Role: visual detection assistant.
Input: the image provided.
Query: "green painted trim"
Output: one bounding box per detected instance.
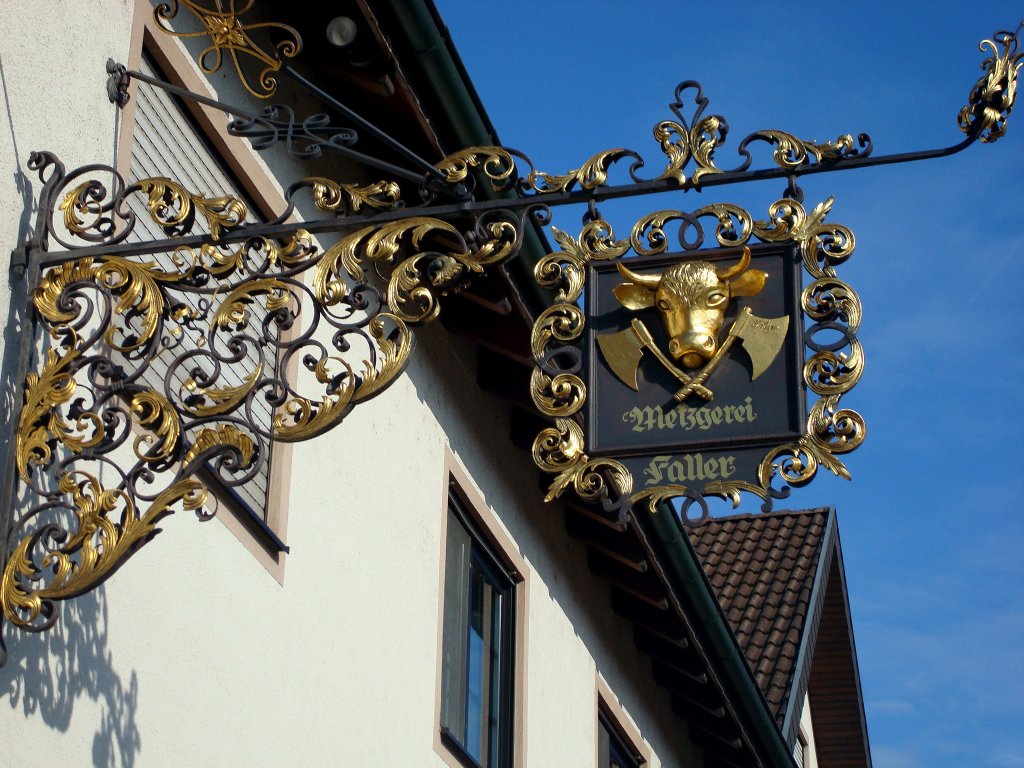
[640,503,797,768]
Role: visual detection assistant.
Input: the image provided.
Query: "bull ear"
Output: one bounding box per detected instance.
[728,269,767,297]
[613,283,656,310]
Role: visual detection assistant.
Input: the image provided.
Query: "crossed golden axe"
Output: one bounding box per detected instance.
[596,247,790,403]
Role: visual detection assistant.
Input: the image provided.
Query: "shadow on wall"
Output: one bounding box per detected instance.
[0,54,142,768]
[2,590,142,768]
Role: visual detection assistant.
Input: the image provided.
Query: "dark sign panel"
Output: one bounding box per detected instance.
[585,244,805,491]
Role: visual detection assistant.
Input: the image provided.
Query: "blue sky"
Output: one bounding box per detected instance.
[434,2,1024,765]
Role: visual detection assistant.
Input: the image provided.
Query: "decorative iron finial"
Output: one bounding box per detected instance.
[959,21,1024,142]
[153,0,302,98]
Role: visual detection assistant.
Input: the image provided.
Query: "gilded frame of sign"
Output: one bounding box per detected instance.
[529,196,864,523]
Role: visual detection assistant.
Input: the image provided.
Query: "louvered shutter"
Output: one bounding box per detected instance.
[126,54,273,522]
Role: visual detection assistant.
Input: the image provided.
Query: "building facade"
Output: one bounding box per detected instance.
[0,2,872,766]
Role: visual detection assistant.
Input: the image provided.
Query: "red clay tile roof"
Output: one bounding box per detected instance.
[686,508,829,726]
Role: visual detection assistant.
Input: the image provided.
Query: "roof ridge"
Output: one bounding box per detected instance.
[687,506,831,527]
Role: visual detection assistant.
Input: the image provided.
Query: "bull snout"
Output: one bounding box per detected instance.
[669,332,717,369]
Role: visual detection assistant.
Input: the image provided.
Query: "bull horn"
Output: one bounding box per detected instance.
[615,260,661,288]
[715,246,751,280]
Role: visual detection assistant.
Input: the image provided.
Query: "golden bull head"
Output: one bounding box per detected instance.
[613,246,766,369]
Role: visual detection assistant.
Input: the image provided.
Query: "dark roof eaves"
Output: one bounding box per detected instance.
[379,0,552,319]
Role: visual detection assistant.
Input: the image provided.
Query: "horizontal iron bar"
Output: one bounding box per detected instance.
[31,123,984,267]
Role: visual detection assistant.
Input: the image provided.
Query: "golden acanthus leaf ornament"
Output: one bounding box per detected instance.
[959,24,1023,142]
[1,474,207,630]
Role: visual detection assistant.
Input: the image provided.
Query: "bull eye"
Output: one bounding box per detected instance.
[657,299,671,311]
[706,291,727,307]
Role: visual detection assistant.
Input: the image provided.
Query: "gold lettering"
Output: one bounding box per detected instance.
[702,454,718,480]
[668,456,689,484]
[719,456,736,478]
[621,398,759,435]
[642,453,741,486]
[643,455,672,484]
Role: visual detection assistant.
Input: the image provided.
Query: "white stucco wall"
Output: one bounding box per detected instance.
[0,3,706,767]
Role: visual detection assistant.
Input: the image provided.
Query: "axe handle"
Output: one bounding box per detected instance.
[673,337,735,402]
[631,320,713,401]
[673,308,752,402]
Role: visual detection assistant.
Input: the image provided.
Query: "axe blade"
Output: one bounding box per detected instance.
[596,325,645,391]
[734,311,789,380]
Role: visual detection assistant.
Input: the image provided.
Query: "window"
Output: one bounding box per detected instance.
[116,0,304,576]
[596,679,648,768]
[598,709,643,768]
[440,491,516,768]
[127,51,277,531]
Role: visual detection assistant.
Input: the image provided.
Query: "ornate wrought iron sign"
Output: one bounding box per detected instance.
[0,0,1019,645]
[530,198,862,523]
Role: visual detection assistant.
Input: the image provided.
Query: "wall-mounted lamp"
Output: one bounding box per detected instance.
[326,16,358,48]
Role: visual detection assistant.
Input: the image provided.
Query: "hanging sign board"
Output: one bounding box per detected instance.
[529,199,865,522]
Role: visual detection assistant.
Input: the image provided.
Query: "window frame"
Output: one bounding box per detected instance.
[596,675,649,768]
[435,452,528,768]
[440,494,516,767]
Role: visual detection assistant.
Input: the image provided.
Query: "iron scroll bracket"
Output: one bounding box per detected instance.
[0,8,1019,653]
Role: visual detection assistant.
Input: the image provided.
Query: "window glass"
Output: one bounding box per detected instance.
[599,710,642,768]
[441,495,514,768]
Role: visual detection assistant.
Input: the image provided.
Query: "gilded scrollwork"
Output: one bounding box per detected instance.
[750,197,856,278]
[535,223,629,303]
[16,345,102,482]
[739,131,871,169]
[802,278,863,396]
[1,473,208,631]
[531,419,632,508]
[154,0,301,99]
[632,204,753,256]
[959,23,1023,142]
[461,79,875,193]
[298,177,402,214]
[527,149,640,194]
[530,303,585,363]
[134,177,248,238]
[312,215,518,325]
[435,147,527,193]
[653,81,727,185]
[530,303,586,418]
[4,159,499,632]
